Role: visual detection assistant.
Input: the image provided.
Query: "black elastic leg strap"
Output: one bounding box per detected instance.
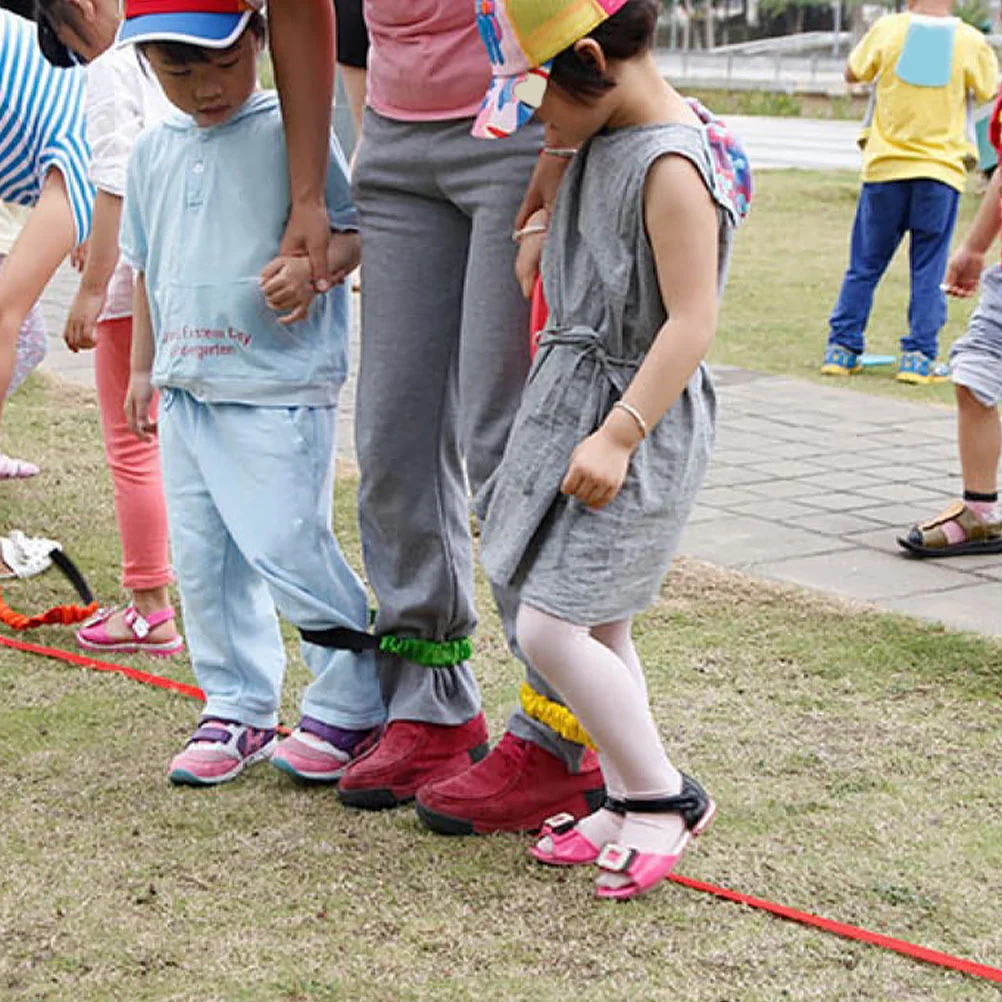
[299,626,381,653]
[49,549,94,605]
[621,774,710,830]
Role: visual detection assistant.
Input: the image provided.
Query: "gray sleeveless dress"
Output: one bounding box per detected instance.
[479,123,734,626]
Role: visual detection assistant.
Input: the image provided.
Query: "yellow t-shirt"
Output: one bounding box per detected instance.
[850,13,999,191]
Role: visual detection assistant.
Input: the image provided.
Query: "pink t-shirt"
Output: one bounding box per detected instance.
[364,1,491,121]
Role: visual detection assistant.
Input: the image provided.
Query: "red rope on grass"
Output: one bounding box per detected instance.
[0,632,205,699]
[667,873,1002,984]
[1,631,1000,985]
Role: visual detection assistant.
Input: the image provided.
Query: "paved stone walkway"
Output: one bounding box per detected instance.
[35,267,1002,640]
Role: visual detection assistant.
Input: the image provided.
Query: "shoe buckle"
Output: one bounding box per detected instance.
[542,812,577,835]
[597,842,637,874]
[125,607,151,639]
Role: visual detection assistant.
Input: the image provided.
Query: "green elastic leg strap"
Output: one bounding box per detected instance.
[377,635,473,668]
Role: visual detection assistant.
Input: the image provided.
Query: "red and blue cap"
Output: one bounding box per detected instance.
[117,0,261,48]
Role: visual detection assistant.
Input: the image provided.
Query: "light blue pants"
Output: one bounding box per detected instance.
[158,388,385,731]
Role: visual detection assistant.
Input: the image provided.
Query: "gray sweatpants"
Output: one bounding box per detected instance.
[353,109,583,770]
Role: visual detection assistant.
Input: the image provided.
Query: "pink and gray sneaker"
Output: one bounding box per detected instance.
[270,716,381,783]
[168,719,278,786]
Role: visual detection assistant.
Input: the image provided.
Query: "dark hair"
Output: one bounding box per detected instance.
[34,0,83,67]
[3,0,37,20]
[548,0,659,102]
[139,10,265,66]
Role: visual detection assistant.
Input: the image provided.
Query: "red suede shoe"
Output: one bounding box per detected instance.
[337,714,490,810]
[414,731,606,835]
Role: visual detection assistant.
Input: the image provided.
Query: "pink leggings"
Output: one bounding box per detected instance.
[95,316,172,591]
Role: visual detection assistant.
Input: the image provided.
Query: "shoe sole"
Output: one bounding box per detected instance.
[168,740,276,787]
[896,373,948,385]
[416,785,606,837]
[897,535,1002,559]
[337,742,490,811]
[77,637,185,657]
[820,366,861,376]
[270,755,346,784]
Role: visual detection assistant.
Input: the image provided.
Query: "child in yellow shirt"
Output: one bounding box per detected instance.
[823,0,998,384]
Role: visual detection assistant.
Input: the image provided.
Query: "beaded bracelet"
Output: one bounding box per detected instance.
[540,146,578,159]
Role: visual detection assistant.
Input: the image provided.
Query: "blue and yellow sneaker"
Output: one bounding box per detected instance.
[821,345,863,376]
[896,351,950,385]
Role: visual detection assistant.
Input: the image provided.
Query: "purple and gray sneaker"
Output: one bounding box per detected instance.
[270,716,381,783]
[168,719,278,786]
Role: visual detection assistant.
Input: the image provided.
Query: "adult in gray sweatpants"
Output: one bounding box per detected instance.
[337,108,605,833]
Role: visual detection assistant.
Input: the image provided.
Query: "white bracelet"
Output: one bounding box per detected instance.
[541,146,578,159]
[512,223,549,242]
[612,400,649,439]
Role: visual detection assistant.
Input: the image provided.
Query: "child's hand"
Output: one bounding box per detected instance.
[514,208,549,300]
[63,284,106,353]
[327,230,361,287]
[261,255,316,324]
[561,426,635,510]
[69,240,89,273]
[125,373,156,441]
[942,247,985,299]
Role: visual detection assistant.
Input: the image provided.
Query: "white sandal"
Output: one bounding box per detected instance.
[0,454,40,480]
[0,530,60,580]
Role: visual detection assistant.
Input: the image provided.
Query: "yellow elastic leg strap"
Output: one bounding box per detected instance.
[519,682,596,751]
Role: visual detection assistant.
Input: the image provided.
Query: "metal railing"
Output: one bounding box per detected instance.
[655,49,848,92]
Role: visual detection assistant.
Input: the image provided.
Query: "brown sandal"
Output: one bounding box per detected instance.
[898,501,1002,558]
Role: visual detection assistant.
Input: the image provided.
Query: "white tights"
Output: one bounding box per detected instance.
[517,604,687,878]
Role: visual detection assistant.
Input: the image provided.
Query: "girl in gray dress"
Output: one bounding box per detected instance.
[473,0,749,900]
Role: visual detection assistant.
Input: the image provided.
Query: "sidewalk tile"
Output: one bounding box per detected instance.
[851,482,953,505]
[703,465,776,489]
[847,502,946,527]
[711,448,775,467]
[727,498,820,522]
[795,470,886,492]
[742,479,821,501]
[749,547,975,602]
[746,458,832,480]
[787,511,886,536]
[882,584,1002,638]
[680,516,853,567]
[843,527,910,556]
[695,486,759,508]
[794,491,878,512]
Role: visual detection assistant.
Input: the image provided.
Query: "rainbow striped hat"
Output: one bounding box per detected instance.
[118,0,260,48]
[472,0,629,139]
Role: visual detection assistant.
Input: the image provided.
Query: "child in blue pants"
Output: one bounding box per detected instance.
[824,0,997,385]
[119,3,385,786]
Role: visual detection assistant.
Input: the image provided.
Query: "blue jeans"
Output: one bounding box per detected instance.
[828,179,960,359]
[158,389,386,732]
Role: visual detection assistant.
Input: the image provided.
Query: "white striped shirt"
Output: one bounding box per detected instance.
[0,10,92,245]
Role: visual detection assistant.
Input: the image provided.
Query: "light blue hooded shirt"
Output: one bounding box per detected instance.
[120,90,356,406]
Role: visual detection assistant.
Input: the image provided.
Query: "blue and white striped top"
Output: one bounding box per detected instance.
[0,11,92,244]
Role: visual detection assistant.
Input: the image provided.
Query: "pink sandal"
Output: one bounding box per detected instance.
[595,774,716,902]
[530,798,627,867]
[76,605,184,657]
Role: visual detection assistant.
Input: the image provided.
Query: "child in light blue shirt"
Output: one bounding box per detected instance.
[120,6,385,786]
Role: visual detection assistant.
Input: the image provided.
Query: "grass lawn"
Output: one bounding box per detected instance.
[1,376,1001,1002]
[713,170,987,407]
